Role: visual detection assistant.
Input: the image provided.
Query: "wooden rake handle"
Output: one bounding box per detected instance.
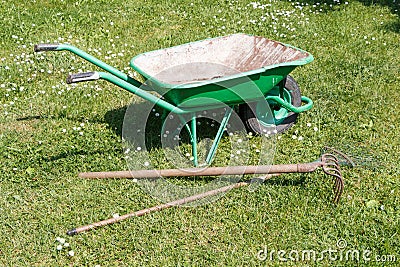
[78,162,322,179]
[67,181,250,235]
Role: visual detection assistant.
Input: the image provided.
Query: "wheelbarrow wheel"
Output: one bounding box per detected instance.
[239,75,301,135]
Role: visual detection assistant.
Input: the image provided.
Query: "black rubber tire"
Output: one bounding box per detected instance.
[239,75,301,135]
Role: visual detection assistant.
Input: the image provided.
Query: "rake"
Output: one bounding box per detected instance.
[67,149,346,235]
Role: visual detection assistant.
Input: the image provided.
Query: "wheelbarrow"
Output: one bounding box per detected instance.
[34,33,314,167]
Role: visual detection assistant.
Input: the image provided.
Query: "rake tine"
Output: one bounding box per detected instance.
[333,177,344,204]
[333,174,343,203]
[323,146,356,167]
[321,153,344,204]
[325,166,342,190]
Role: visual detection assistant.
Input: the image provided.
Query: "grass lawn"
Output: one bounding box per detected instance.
[0,0,399,266]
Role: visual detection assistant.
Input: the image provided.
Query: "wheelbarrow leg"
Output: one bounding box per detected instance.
[205,108,233,164]
[176,114,198,166]
[190,113,198,166]
[178,108,233,166]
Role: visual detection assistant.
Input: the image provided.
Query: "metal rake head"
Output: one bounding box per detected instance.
[321,153,344,204]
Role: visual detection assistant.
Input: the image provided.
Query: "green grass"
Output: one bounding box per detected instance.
[1,0,399,266]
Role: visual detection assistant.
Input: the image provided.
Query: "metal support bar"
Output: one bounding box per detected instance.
[177,114,192,137]
[265,95,313,113]
[205,108,233,164]
[190,113,198,166]
[97,72,188,114]
[35,43,143,87]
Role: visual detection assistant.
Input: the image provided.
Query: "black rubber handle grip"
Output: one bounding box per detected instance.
[34,43,60,52]
[67,228,77,236]
[66,72,100,84]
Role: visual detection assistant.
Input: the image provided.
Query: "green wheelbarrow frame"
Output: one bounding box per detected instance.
[34,34,314,166]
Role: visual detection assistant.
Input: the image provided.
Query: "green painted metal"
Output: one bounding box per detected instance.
[256,86,293,126]
[190,113,198,166]
[205,108,233,164]
[265,95,313,113]
[54,44,143,88]
[131,66,313,109]
[269,87,292,123]
[97,72,188,114]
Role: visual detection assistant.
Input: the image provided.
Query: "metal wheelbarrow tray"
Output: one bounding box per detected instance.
[130,34,313,108]
[34,33,314,166]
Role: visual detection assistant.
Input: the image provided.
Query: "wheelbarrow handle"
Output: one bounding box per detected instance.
[34,43,60,52]
[67,72,100,84]
[33,43,143,88]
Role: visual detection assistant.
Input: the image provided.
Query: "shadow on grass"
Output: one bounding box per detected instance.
[16,115,42,121]
[104,101,222,151]
[104,102,166,150]
[281,0,400,33]
[104,105,127,137]
[358,0,400,33]
[15,109,311,188]
[44,148,121,162]
[264,174,307,187]
[382,19,400,33]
